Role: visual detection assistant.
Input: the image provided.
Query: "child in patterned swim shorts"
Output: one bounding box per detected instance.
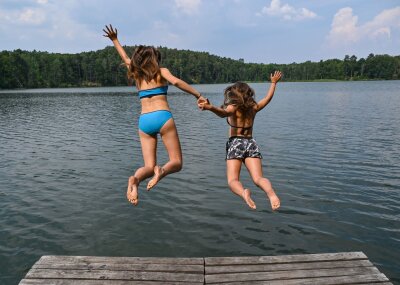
[198,72,282,210]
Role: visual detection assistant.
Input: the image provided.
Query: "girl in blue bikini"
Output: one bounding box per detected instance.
[103,25,204,206]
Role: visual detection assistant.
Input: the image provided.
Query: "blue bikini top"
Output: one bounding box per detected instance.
[138,85,168,99]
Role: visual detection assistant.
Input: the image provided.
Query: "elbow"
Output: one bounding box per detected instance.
[123,59,131,67]
[218,112,229,118]
[170,78,181,87]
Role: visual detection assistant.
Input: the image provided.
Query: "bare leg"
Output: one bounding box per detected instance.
[127,131,157,205]
[244,158,280,210]
[147,119,182,190]
[227,159,256,210]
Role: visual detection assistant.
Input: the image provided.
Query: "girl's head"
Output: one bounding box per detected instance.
[223,82,256,115]
[129,45,161,86]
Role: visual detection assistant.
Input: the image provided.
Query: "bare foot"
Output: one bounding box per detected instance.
[127,176,138,205]
[242,189,257,210]
[147,165,164,191]
[268,193,280,210]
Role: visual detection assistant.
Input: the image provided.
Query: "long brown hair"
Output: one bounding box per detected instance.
[128,45,161,87]
[222,82,257,117]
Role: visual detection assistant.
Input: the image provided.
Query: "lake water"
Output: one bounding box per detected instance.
[0,81,399,284]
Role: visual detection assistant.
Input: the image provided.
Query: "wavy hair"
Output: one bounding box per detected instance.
[222,82,257,117]
[128,45,161,87]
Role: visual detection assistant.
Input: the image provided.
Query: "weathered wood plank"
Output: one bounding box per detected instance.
[19,279,203,285]
[206,259,373,274]
[20,252,392,285]
[205,266,380,283]
[38,256,203,265]
[32,262,203,273]
[25,269,204,283]
[205,273,390,284]
[358,283,393,285]
[355,283,393,285]
[205,252,367,266]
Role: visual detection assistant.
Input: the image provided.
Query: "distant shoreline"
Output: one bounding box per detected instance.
[1,48,399,90]
[1,78,399,92]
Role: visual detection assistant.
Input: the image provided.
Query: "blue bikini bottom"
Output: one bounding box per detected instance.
[139,110,173,135]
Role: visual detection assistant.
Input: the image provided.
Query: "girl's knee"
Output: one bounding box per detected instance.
[253,176,270,187]
[171,159,183,172]
[228,178,239,187]
[143,165,156,173]
[176,162,183,172]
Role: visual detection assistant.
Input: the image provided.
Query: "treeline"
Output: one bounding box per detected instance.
[0,47,399,89]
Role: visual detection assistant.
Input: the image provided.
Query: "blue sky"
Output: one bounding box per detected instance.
[0,0,399,63]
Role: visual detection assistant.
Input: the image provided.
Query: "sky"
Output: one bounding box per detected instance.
[0,0,399,64]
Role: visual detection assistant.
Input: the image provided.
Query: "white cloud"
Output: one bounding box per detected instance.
[0,7,46,25]
[260,0,317,21]
[327,6,400,46]
[175,0,201,15]
[18,8,46,24]
[0,2,99,52]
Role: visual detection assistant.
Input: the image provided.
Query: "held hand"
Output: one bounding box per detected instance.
[103,24,118,41]
[197,96,211,110]
[270,70,282,83]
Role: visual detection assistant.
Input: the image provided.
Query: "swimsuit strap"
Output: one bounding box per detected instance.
[138,85,168,99]
[227,118,253,135]
[226,118,253,130]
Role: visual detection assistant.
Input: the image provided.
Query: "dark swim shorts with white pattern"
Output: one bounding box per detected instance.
[225,136,263,160]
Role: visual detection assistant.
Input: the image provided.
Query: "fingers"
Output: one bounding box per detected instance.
[104,24,115,34]
[103,25,111,36]
[105,24,111,33]
[197,97,208,104]
[197,102,206,110]
[270,70,283,82]
[103,24,117,39]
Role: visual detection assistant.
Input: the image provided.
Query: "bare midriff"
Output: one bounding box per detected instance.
[140,95,170,114]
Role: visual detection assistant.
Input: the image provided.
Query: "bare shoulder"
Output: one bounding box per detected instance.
[160,67,171,74]
[225,104,239,114]
[254,104,260,112]
[160,68,178,84]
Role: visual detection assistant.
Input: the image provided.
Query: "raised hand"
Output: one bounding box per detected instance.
[270,71,282,83]
[103,24,118,41]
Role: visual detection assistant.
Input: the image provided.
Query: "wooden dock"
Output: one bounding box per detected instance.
[19,252,392,284]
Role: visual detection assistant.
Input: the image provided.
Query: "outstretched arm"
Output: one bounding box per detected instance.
[103,24,130,67]
[160,68,203,99]
[198,99,237,118]
[255,71,282,112]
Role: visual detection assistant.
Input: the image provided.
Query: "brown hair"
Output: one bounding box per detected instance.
[128,45,161,87]
[222,82,257,117]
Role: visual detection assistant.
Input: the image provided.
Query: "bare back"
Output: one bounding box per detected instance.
[137,74,170,114]
[227,106,257,137]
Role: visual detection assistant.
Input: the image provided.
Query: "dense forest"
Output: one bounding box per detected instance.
[0,46,399,89]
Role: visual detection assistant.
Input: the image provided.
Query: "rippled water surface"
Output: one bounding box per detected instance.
[1,81,399,284]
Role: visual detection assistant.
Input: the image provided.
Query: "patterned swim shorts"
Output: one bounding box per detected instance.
[226,136,263,160]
